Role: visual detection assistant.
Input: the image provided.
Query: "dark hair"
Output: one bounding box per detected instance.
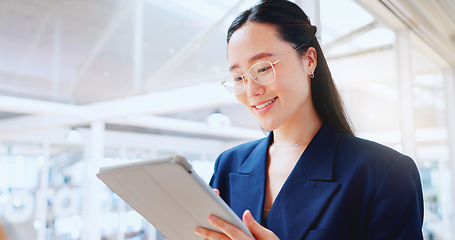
[227,0,354,136]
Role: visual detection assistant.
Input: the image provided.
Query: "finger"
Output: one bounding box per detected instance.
[208,215,251,239]
[213,188,220,196]
[194,227,229,240]
[242,210,274,238]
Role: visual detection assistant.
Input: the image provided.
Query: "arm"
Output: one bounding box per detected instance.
[365,155,424,240]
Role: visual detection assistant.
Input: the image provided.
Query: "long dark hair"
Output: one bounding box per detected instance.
[227,0,354,136]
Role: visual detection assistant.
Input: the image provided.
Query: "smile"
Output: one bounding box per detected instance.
[254,97,277,110]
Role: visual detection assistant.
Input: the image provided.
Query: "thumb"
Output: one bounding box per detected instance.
[213,188,220,196]
[242,210,273,238]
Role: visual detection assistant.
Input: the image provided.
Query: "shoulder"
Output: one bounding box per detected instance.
[209,136,268,190]
[335,133,419,182]
[339,134,403,160]
[336,136,424,238]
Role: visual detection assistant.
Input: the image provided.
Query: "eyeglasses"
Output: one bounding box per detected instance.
[221,44,306,95]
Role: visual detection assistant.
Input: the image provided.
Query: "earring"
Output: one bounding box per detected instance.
[310,73,314,78]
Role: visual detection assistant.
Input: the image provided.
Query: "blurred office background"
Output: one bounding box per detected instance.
[0,0,454,239]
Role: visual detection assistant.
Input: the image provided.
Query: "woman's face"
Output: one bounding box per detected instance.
[227,22,317,131]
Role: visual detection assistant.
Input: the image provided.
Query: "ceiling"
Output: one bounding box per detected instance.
[380,0,455,65]
[0,0,261,140]
[0,0,454,141]
[0,0,241,104]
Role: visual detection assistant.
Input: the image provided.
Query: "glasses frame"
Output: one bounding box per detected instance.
[221,44,306,95]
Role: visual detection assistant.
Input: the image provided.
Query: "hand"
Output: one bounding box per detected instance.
[194,210,279,240]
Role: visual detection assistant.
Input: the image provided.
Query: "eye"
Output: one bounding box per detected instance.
[251,62,273,75]
[257,66,272,73]
[233,76,243,82]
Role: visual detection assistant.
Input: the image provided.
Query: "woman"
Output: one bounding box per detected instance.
[194,0,424,239]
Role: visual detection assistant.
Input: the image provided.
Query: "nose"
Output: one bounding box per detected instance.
[244,75,264,97]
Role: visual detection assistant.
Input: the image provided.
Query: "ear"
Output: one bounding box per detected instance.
[303,47,317,77]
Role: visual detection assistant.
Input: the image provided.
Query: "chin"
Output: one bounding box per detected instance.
[258,120,279,132]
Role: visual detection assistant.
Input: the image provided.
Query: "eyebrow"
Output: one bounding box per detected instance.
[229,52,275,72]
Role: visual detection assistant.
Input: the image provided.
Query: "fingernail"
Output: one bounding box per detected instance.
[245,210,252,223]
[194,228,202,234]
[208,215,217,222]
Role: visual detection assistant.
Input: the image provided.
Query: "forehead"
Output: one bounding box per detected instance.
[227,22,288,66]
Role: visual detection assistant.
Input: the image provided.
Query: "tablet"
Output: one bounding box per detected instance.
[97,155,252,239]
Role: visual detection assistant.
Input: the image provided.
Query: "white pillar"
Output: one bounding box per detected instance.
[294,0,321,38]
[116,200,126,240]
[395,29,416,159]
[35,141,50,240]
[148,222,158,240]
[116,146,126,240]
[444,68,455,239]
[81,121,105,240]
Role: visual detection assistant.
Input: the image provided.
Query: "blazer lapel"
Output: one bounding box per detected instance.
[229,134,272,221]
[266,125,341,239]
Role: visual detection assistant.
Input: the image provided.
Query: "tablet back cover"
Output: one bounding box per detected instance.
[97,155,251,240]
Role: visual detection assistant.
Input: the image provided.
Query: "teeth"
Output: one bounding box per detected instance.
[255,98,275,110]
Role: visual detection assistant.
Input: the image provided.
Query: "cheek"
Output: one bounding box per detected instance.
[274,71,299,91]
[235,94,248,106]
[278,64,310,87]
[275,71,311,102]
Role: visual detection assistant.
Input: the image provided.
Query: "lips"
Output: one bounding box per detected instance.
[253,97,277,110]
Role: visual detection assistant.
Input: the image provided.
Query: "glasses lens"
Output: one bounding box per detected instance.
[248,61,276,85]
[222,75,245,95]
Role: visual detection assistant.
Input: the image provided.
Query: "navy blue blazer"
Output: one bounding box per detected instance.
[210,124,423,240]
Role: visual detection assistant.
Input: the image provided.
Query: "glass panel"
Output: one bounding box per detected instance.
[322,0,454,238]
[411,36,453,239]
[322,0,400,144]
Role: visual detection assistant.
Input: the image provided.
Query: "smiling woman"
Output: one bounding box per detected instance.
[194,0,424,239]
[227,23,319,132]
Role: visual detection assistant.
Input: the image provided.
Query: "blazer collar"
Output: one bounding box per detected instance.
[236,123,339,180]
[298,123,339,181]
[237,132,272,174]
[266,124,341,239]
[229,124,342,239]
[229,132,270,220]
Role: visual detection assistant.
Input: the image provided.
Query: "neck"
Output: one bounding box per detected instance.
[272,114,322,147]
